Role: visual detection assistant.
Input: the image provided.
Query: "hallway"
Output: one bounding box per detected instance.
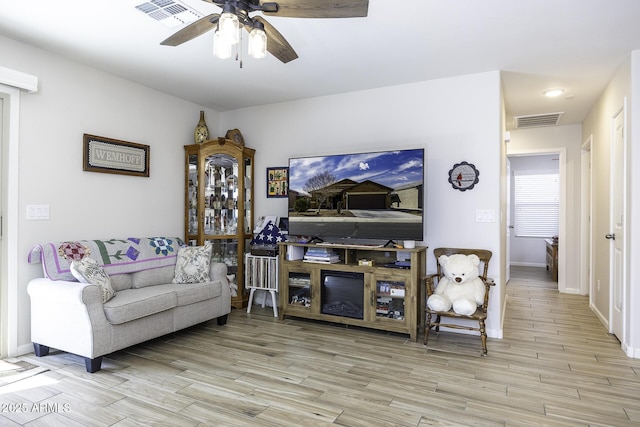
[502,266,638,424]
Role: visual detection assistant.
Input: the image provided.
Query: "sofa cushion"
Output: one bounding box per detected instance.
[173,244,212,284]
[154,281,222,306]
[132,265,176,289]
[109,274,133,292]
[103,287,177,324]
[70,258,116,303]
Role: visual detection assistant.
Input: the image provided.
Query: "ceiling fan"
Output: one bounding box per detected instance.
[160,0,369,63]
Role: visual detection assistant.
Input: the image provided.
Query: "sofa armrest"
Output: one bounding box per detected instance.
[27,278,112,358]
[27,278,102,305]
[210,262,232,312]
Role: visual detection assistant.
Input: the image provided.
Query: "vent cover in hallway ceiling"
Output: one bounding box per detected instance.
[513,112,563,129]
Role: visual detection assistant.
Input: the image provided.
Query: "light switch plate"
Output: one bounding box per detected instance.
[27,204,50,220]
[476,209,496,223]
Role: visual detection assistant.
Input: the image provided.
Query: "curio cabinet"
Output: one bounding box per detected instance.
[184,137,255,308]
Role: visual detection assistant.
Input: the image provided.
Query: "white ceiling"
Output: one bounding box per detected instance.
[1,0,640,130]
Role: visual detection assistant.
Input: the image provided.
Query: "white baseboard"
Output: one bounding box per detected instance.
[590,302,608,330]
[487,327,502,339]
[590,303,640,359]
[15,343,34,357]
[510,262,547,268]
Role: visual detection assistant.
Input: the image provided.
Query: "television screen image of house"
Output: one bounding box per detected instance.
[287,149,424,240]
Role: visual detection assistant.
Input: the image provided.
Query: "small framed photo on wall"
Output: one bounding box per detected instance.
[267,167,288,198]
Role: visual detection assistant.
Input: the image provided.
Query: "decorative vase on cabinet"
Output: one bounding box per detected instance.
[194,110,209,144]
[184,136,255,309]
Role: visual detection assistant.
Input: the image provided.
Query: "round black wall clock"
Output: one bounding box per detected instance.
[448,161,479,191]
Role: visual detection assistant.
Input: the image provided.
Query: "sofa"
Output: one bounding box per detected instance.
[27,237,231,372]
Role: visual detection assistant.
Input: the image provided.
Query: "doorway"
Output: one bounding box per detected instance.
[507,148,567,293]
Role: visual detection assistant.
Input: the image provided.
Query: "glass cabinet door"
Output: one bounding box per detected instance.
[243,154,253,235]
[203,154,239,237]
[187,153,199,237]
[285,269,313,311]
[209,238,239,297]
[373,272,410,325]
[375,279,405,320]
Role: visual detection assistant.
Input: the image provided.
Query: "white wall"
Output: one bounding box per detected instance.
[220,71,505,338]
[507,125,582,293]
[0,35,221,354]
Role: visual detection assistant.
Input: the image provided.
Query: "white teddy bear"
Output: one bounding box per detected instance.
[427,253,486,316]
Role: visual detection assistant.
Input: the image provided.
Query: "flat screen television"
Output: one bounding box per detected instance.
[287,148,424,243]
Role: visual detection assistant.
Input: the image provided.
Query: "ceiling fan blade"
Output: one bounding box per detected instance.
[160,13,220,46]
[261,2,279,13]
[251,16,298,63]
[262,0,368,18]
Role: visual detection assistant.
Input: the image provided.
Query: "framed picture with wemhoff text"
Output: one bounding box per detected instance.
[83,134,150,177]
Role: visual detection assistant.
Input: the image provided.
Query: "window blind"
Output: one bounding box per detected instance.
[514,173,559,237]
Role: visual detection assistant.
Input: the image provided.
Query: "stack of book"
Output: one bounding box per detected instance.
[303,247,340,264]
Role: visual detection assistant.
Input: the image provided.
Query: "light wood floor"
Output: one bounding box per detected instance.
[2,267,639,426]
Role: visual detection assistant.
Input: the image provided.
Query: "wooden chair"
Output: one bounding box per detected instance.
[424,248,494,355]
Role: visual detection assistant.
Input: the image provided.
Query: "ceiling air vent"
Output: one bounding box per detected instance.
[135,0,202,28]
[513,112,563,129]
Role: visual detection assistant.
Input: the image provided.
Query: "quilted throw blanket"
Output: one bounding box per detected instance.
[28,237,184,281]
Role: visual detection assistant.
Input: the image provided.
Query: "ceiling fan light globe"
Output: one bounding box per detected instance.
[218,12,239,45]
[213,29,233,59]
[248,28,267,59]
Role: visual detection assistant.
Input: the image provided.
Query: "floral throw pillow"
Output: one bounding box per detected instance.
[173,244,212,284]
[70,257,116,303]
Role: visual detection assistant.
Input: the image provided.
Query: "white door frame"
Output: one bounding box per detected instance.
[508,147,568,293]
[0,84,22,357]
[505,158,511,283]
[581,136,593,297]
[0,67,37,357]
